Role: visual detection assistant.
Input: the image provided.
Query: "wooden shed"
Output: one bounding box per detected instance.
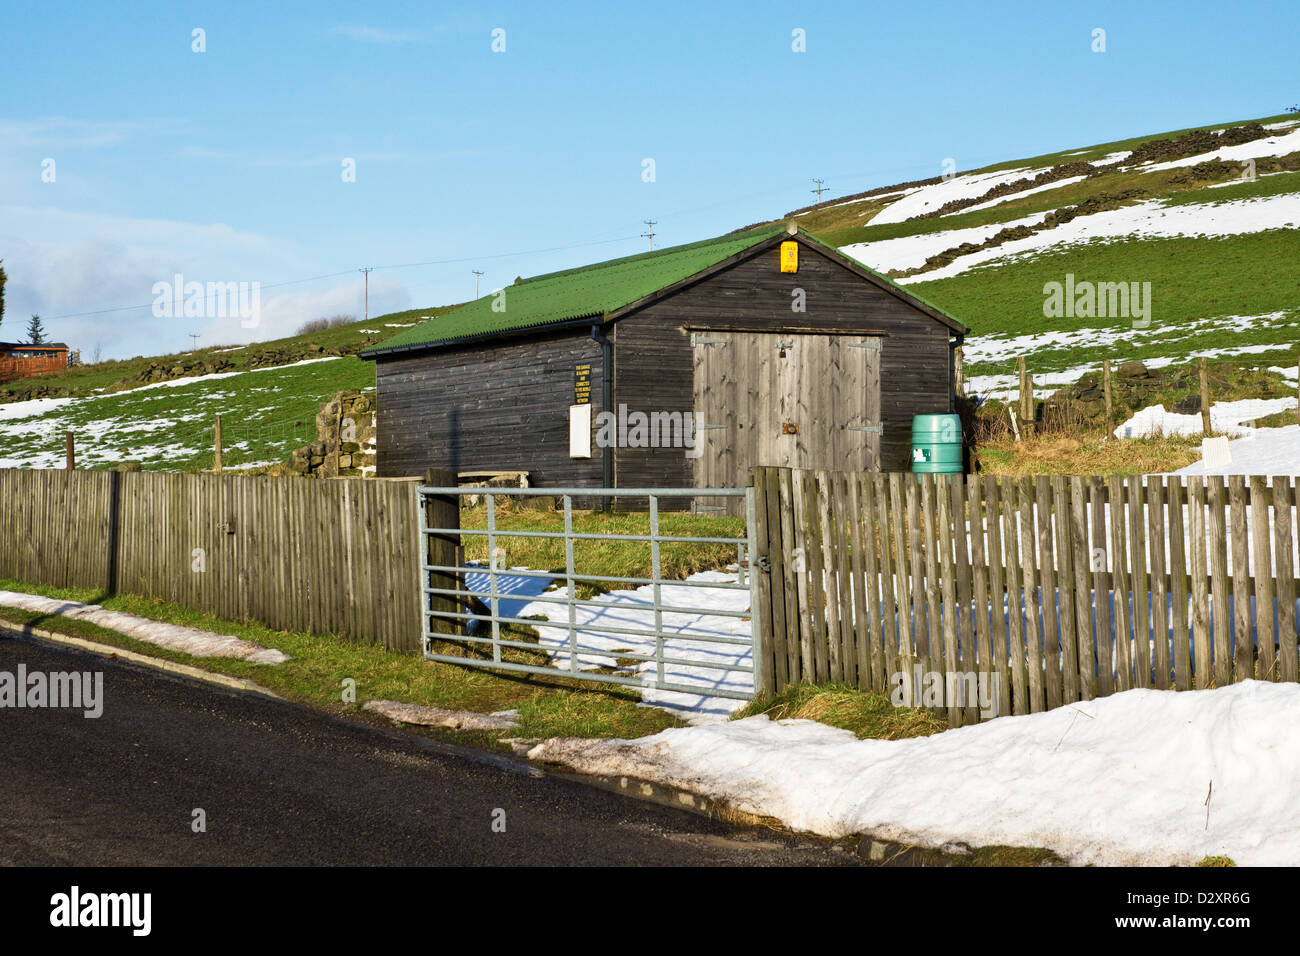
[0,341,70,384]
[362,225,966,504]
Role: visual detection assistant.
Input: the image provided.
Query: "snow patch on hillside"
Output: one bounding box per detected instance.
[1137,126,1300,173]
[962,176,1087,213]
[898,193,1300,283]
[869,168,1037,225]
[840,212,1047,274]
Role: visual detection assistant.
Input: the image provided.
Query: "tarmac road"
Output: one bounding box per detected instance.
[0,632,858,867]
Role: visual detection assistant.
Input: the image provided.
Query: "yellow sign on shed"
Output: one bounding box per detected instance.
[780,241,798,273]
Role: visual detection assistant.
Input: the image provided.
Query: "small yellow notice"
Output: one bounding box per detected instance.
[780,241,798,273]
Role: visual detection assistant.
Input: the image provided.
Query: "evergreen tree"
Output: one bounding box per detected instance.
[27,314,46,345]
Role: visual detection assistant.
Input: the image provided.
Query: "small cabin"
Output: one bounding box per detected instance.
[362,225,967,506]
[0,342,71,383]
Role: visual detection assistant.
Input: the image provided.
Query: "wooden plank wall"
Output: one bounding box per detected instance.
[753,468,1300,724]
[0,469,425,651]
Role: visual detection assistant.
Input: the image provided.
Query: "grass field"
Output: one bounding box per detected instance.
[912,230,1300,383]
[459,503,746,595]
[0,356,375,470]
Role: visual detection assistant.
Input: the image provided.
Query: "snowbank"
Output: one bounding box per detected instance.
[1114,397,1297,439]
[0,591,289,664]
[1174,423,1300,476]
[529,681,1300,866]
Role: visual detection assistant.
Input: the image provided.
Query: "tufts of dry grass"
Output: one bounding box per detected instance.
[734,684,948,740]
[975,430,1202,477]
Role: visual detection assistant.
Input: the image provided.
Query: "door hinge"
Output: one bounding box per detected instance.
[690,333,728,346]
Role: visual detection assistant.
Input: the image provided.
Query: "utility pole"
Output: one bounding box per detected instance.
[473,270,484,299]
[641,220,657,251]
[188,333,200,351]
[811,178,828,203]
[359,267,374,321]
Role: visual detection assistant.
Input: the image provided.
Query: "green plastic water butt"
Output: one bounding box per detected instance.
[910,412,963,474]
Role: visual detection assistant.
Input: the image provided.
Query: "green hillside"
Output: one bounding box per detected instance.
[0,309,462,471]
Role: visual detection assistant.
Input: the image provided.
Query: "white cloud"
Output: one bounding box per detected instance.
[0,203,409,358]
[329,24,424,45]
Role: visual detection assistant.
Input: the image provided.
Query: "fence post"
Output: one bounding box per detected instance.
[65,431,75,470]
[214,413,223,473]
[421,468,461,641]
[954,345,965,399]
[1199,358,1211,437]
[745,481,771,697]
[1102,360,1113,434]
[1017,356,1033,437]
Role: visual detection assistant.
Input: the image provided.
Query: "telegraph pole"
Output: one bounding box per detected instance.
[811,178,828,203]
[473,270,484,299]
[641,220,657,251]
[359,267,374,320]
[188,333,200,351]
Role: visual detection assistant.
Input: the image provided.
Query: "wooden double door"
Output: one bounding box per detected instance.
[692,330,882,499]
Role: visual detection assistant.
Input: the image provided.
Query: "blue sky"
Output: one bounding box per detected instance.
[0,0,1295,358]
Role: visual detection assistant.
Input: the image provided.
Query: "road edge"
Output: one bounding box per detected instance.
[0,619,284,701]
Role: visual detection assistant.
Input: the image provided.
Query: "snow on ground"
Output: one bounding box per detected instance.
[528,680,1300,865]
[958,312,1292,401]
[1113,397,1297,438]
[1206,170,1293,189]
[1174,424,1300,476]
[0,396,76,421]
[967,365,1094,403]
[0,591,289,663]
[0,356,344,426]
[1091,150,1130,166]
[896,193,1300,284]
[961,176,1087,213]
[1138,126,1300,173]
[115,356,343,397]
[840,213,1047,274]
[869,167,1038,225]
[510,570,754,724]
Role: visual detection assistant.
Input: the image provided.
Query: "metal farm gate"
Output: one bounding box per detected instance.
[416,484,763,701]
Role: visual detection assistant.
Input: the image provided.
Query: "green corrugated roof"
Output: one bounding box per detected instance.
[363,225,787,355]
[363,223,966,357]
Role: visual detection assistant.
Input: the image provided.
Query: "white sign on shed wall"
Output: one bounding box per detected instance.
[569,404,592,459]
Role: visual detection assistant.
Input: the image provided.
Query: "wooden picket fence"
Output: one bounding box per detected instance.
[0,469,424,651]
[751,467,1300,725]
